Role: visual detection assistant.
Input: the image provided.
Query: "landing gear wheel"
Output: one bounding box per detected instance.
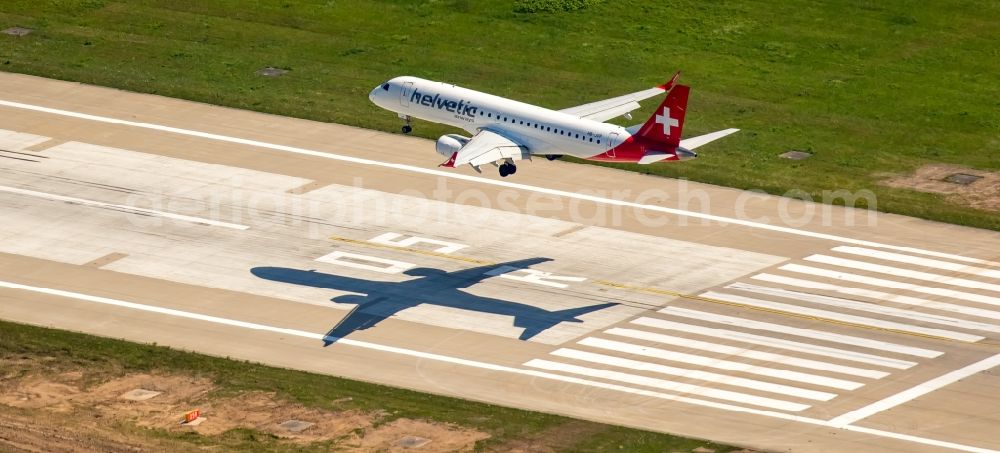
[546,154,562,161]
[399,114,413,134]
[498,162,516,177]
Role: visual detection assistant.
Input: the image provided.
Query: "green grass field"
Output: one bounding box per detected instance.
[1,0,998,229]
[0,320,732,451]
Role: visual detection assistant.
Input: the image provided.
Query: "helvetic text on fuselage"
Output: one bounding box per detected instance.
[410,89,478,122]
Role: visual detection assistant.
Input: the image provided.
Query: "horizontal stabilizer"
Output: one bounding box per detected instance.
[638,150,673,164]
[680,128,740,150]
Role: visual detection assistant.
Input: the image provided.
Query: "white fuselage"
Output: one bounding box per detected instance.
[369,76,628,158]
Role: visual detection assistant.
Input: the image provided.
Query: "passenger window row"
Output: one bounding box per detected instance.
[481,111,601,144]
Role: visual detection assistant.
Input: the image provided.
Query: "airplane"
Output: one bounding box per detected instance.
[368,71,738,177]
[250,258,616,345]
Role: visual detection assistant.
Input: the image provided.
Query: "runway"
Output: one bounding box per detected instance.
[1,72,999,452]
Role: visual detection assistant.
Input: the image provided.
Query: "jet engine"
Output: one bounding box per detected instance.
[435,134,471,157]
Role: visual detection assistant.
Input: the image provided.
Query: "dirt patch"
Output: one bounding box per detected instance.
[182,391,373,442]
[881,164,1000,211]
[87,373,213,405]
[0,370,489,451]
[0,372,212,415]
[0,380,81,412]
[344,418,489,452]
[0,411,147,453]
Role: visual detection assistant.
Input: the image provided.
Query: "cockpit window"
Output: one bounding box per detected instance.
[381,83,390,91]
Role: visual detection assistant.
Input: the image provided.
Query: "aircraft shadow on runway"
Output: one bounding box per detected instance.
[250,258,617,346]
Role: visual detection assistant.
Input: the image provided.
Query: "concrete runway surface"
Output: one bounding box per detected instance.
[1,73,999,452]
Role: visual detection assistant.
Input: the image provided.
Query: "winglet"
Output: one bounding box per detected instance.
[439,151,457,168]
[657,71,682,91]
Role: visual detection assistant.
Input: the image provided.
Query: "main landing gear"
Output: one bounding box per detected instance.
[545,154,563,161]
[498,162,517,177]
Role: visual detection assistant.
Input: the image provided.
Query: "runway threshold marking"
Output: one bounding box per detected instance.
[781,263,1000,306]
[0,185,250,230]
[1,98,996,268]
[751,273,1000,322]
[805,254,1000,292]
[592,279,971,345]
[523,358,814,412]
[702,290,984,342]
[832,246,1000,279]
[727,281,1000,333]
[0,278,996,452]
[575,336,863,390]
[606,326,893,377]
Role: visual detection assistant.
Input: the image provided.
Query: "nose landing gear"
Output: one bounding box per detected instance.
[399,114,413,134]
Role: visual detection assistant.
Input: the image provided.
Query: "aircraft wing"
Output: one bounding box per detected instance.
[443,129,530,170]
[560,71,680,122]
[446,257,552,290]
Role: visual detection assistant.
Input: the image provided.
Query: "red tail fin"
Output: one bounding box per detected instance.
[636,85,689,146]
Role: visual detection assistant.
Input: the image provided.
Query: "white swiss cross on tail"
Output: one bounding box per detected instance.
[637,84,689,146]
[655,107,679,135]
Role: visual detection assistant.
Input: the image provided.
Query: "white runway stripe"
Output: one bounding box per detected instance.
[579,337,863,390]
[712,287,987,341]
[631,317,915,369]
[731,281,1000,333]
[805,255,1000,293]
[659,306,942,359]
[781,263,1000,307]
[828,353,1000,427]
[751,273,1000,322]
[551,348,838,401]
[607,327,889,378]
[832,246,1000,280]
[524,359,812,411]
